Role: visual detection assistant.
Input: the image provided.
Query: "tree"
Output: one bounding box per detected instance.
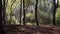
[35,0,39,26]
[20,0,22,25]
[23,0,25,25]
[2,0,7,25]
[53,0,58,25]
[0,0,6,34]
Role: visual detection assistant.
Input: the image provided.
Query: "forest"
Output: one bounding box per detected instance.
[2,0,60,25]
[0,0,60,34]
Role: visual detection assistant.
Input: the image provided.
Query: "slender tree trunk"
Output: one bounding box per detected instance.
[10,4,12,25]
[53,0,58,25]
[35,0,39,26]
[23,0,25,25]
[2,0,6,25]
[20,0,22,25]
[53,0,56,25]
[0,0,6,34]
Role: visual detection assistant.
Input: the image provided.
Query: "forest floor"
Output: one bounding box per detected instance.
[4,25,60,34]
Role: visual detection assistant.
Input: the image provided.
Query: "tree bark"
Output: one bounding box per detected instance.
[0,0,6,34]
[53,0,58,25]
[20,0,22,25]
[35,0,39,26]
[23,0,25,25]
[2,0,6,25]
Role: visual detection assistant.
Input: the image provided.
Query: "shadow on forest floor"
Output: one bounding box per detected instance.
[3,25,60,34]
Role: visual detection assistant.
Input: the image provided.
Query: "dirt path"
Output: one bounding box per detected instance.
[3,25,60,34]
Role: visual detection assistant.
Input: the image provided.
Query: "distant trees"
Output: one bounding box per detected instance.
[10,0,16,25]
[2,0,59,25]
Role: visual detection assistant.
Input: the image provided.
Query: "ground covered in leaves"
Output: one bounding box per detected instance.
[4,25,60,34]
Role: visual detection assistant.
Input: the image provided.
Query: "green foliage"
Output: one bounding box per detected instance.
[56,0,60,24]
[59,0,60,5]
[56,8,60,24]
[26,13,34,18]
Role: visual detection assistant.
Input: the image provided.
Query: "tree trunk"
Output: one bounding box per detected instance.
[20,0,22,25]
[2,0,6,25]
[23,0,25,25]
[35,0,39,26]
[0,0,6,34]
[53,0,58,25]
